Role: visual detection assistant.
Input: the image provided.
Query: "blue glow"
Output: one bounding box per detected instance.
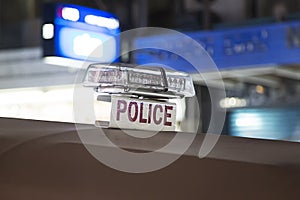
[44,3,120,62]
[133,20,300,73]
[229,108,300,140]
[56,4,120,31]
[56,27,117,62]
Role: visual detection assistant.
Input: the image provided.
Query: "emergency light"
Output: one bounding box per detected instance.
[83,63,195,99]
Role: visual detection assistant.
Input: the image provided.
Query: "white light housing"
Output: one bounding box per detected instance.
[83,63,195,98]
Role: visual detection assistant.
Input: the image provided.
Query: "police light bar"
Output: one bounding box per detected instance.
[83,63,195,98]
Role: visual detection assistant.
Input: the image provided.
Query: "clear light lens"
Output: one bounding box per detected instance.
[86,67,124,85]
[165,69,195,97]
[126,67,165,88]
[83,63,195,98]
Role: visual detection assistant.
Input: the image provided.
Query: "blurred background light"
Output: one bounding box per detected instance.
[219,97,247,108]
[43,56,92,69]
[229,108,300,140]
[42,24,54,40]
[255,85,265,94]
[235,113,262,128]
[84,15,120,29]
[0,86,83,123]
[62,7,80,22]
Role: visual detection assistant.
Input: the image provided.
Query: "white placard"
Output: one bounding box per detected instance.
[109,96,176,131]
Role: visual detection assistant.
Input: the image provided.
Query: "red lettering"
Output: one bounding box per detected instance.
[153,105,163,125]
[164,105,173,126]
[116,100,127,121]
[128,102,138,122]
[139,103,147,123]
[148,104,152,124]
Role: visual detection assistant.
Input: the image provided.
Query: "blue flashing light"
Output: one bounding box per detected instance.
[42,3,120,63]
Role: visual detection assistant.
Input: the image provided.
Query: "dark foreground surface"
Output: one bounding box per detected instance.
[0,118,299,199]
